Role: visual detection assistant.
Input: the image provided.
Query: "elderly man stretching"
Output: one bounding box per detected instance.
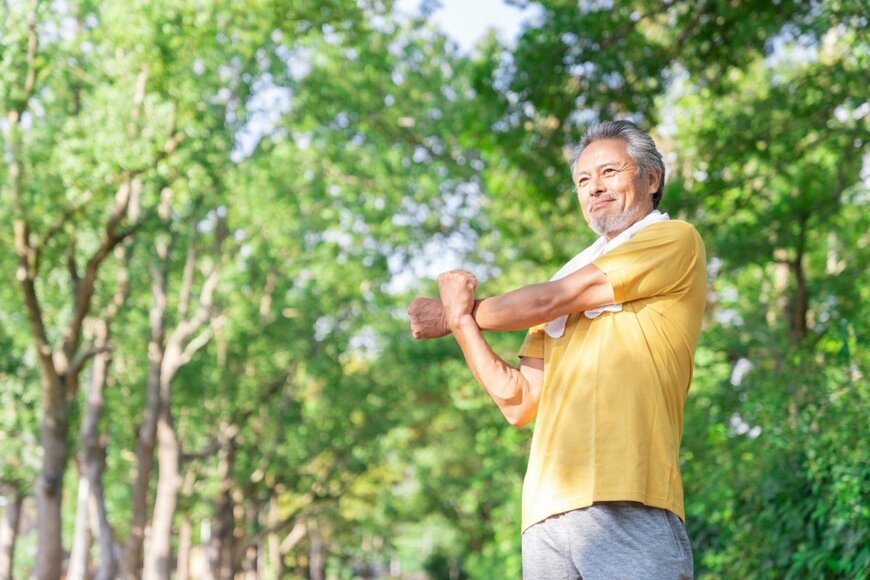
[409,120,705,579]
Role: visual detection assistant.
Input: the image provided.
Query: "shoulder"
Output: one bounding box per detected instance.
[645,220,698,237]
[634,220,704,249]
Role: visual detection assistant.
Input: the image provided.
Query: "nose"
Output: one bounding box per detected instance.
[589,174,605,196]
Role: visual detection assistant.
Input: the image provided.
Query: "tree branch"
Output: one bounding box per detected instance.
[177,227,198,323]
[168,210,225,348]
[179,442,221,462]
[67,232,80,298]
[69,344,114,379]
[178,326,213,367]
[278,521,307,555]
[13,218,55,379]
[62,180,133,360]
[6,3,55,381]
[22,0,39,104]
[34,190,94,255]
[127,67,148,138]
[170,259,220,349]
[101,245,131,322]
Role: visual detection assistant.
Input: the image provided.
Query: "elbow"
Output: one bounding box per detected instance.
[488,367,538,427]
[508,417,532,429]
[503,407,534,428]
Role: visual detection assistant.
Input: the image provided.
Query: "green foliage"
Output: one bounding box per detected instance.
[0,0,867,578]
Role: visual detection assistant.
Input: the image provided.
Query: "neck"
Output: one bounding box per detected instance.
[601,208,656,240]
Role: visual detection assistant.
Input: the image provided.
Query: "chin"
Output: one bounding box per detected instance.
[588,222,605,236]
[590,215,632,237]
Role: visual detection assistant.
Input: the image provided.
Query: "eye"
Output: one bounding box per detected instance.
[577,178,588,188]
[603,167,616,176]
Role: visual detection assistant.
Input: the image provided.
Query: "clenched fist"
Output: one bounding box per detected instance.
[408,297,450,339]
[437,270,477,329]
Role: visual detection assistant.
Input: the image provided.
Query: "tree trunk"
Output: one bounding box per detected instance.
[5,6,67,573]
[267,494,281,579]
[87,321,118,579]
[127,341,162,578]
[176,516,192,580]
[89,480,117,580]
[0,491,24,580]
[788,216,809,344]
[789,250,808,343]
[142,337,191,579]
[69,317,118,579]
[129,191,223,579]
[308,518,325,580]
[67,464,93,580]
[200,519,213,579]
[35,374,69,580]
[127,221,169,579]
[143,401,180,580]
[127,348,161,578]
[238,498,259,579]
[209,431,237,580]
[130,189,221,579]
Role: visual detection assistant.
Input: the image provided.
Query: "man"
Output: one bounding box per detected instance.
[408,120,705,579]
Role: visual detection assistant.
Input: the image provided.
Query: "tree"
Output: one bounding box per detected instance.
[667,10,868,576]
[1,1,866,577]
[2,1,166,573]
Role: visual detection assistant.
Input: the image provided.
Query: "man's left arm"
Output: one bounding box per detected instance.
[409,263,613,338]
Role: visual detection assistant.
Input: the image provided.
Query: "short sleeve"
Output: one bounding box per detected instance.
[518,323,546,360]
[592,221,704,305]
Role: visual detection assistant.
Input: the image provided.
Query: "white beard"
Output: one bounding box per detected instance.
[587,200,649,237]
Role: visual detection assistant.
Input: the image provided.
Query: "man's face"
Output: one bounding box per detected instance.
[574,138,659,238]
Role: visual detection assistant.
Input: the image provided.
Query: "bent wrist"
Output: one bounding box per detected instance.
[449,313,478,333]
[439,308,451,334]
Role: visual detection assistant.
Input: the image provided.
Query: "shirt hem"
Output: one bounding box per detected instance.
[522,492,684,533]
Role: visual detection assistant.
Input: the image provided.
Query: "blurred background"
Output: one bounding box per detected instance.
[0,0,867,578]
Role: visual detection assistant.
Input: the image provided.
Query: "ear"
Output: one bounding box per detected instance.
[646,169,661,194]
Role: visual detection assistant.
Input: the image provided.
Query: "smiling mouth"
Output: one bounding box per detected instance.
[590,199,615,211]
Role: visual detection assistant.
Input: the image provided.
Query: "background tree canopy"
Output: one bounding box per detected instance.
[0,0,867,578]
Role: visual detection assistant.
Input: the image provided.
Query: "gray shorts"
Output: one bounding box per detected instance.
[521,502,693,579]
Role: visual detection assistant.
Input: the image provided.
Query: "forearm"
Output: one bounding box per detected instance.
[472,265,613,331]
[471,284,557,331]
[451,315,538,426]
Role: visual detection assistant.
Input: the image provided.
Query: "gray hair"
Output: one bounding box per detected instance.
[570,120,666,209]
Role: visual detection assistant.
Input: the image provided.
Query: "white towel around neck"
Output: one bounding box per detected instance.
[544,210,670,338]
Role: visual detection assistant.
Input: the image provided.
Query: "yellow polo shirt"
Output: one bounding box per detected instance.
[518,220,706,531]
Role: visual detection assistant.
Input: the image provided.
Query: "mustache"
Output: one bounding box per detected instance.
[588,196,617,208]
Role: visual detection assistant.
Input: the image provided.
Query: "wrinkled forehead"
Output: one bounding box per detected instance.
[575,138,634,175]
